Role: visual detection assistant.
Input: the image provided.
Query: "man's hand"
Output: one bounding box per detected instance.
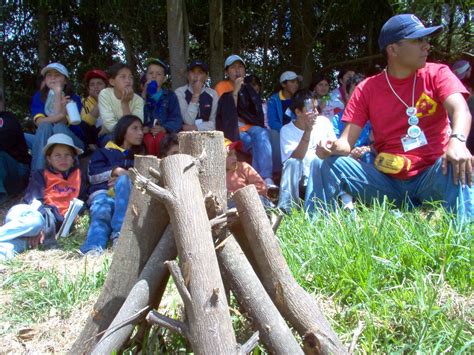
[233,77,244,96]
[350,145,371,160]
[302,112,317,132]
[316,139,335,159]
[142,126,150,134]
[442,138,473,186]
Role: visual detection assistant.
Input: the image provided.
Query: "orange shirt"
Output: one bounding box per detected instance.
[215,80,234,97]
[226,161,267,197]
[43,169,81,216]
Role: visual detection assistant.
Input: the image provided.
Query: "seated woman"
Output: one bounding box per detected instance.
[80,115,144,255]
[225,139,273,209]
[309,73,344,119]
[31,63,85,171]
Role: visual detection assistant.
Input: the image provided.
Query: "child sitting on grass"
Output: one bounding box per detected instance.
[80,115,145,255]
[225,139,273,209]
[0,133,86,259]
[141,58,182,156]
[98,63,144,146]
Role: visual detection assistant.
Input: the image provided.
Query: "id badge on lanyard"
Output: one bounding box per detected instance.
[401,131,428,152]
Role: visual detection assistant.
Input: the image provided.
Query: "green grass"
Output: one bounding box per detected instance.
[278,201,473,353]
[0,254,110,326]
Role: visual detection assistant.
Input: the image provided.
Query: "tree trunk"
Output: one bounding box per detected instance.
[91,225,177,354]
[233,185,348,355]
[120,28,136,70]
[179,131,302,353]
[289,0,303,74]
[0,3,5,111]
[70,156,170,354]
[37,5,49,69]
[167,0,188,89]
[300,0,314,87]
[230,0,240,54]
[138,152,238,353]
[209,0,224,87]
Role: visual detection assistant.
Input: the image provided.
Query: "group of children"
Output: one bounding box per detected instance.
[2,53,471,260]
[0,55,368,260]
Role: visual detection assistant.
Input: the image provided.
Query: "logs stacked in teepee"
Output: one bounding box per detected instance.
[69,131,347,355]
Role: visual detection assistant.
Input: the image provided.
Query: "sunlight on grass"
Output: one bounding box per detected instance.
[278,201,473,353]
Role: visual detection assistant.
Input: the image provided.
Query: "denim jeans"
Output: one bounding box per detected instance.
[0,151,30,199]
[239,126,273,179]
[277,158,305,212]
[305,156,474,224]
[32,122,85,171]
[80,175,132,253]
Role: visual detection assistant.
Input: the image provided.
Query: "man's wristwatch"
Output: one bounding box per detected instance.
[450,133,467,142]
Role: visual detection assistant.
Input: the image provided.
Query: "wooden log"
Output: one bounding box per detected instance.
[142,152,238,354]
[179,131,303,353]
[69,156,170,354]
[233,184,347,355]
[91,224,177,354]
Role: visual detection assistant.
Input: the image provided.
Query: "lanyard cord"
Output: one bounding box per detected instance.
[384,69,417,110]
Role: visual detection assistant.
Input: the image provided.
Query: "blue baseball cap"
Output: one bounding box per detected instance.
[145,57,170,74]
[188,60,209,73]
[224,55,245,69]
[41,63,69,78]
[378,14,443,50]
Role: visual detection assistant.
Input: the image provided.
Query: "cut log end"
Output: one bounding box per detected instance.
[303,331,322,355]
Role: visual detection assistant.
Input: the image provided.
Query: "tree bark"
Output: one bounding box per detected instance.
[91,225,177,354]
[209,0,224,87]
[167,0,188,89]
[179,131,302,353]
[142,152,238,354]
[233,185,348,355]
[230,0,240,54]
[70,156,170,354]
[37,4,49,69]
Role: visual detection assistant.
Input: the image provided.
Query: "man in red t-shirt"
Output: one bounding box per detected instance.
[305,14,473,222]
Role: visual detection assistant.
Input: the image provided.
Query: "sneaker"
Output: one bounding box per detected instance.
[264,178,278,190]
[81,248,103,257]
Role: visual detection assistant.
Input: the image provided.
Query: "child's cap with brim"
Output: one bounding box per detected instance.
[144,57,170,74]
[224,55,245,69]
[41,63,69,78]
[85,69,108,83]
[43,133,84,155]
[224,138,243,152]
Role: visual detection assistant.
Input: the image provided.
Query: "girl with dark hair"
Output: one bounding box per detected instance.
[80,115,144,255]
[98,62,144,145]
[30,63,86,171]
[309,72,344,118]
[330,69,355,106]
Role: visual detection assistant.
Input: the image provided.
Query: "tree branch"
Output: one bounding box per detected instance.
[146,310,189,338]
[165,260,192,308]
[239,331,260,354]
[129,168,174,204]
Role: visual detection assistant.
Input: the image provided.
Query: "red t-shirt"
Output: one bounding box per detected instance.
[343,63,469,179]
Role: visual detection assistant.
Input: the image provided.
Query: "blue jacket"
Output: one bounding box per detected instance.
[267,92,295,132]
[88,142,136,199]
[332,111,372,147]
[31,91,82,122]
[144,89,182,133]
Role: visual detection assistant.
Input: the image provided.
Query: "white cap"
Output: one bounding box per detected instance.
[280,71,303,84]
[43,133,84,155]
[224,55,245,69]
[41,62,69,78]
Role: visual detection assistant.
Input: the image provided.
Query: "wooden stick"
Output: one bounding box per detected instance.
[233,185,347,355]
[146,310,189,338]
